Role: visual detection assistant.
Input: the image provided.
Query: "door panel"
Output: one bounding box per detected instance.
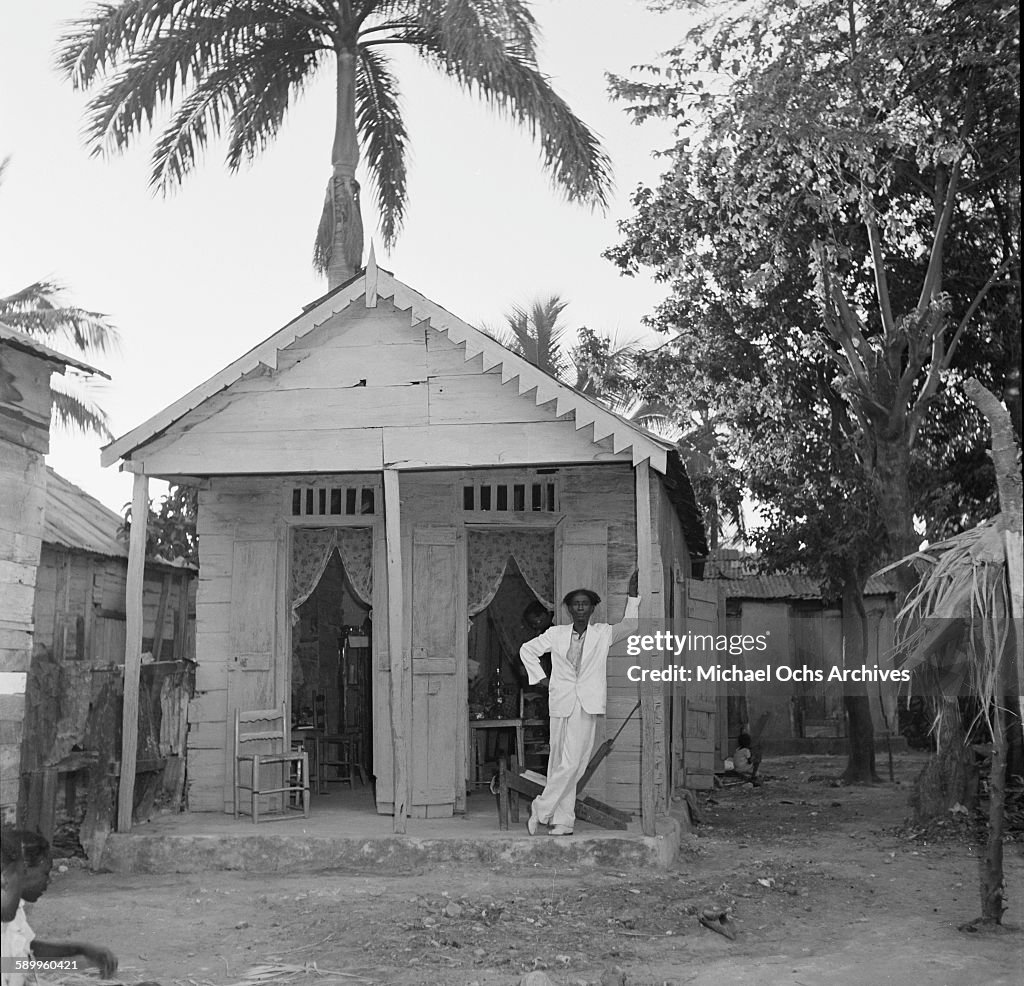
[225,539,278,801]
[555,521,608,624]
[410,527,460,812]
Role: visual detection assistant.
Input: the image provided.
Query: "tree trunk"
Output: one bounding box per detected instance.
[964,378,1020,926]
[872,436,918,595]
[910,699,974,820]
[320,48,364,290]
[841,579,879,783]
[981,699,1007,923]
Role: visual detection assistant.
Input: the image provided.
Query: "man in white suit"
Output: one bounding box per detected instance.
[519,571,640,835]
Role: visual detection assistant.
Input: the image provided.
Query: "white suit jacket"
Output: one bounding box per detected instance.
[519,597,640,716]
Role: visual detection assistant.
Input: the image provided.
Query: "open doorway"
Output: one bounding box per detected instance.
[467,555,553,786]
[292,548,373,792]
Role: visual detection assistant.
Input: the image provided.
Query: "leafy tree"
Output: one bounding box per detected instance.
[608,0,1021,594]
[59,1,613,289]
[121,484,199,566]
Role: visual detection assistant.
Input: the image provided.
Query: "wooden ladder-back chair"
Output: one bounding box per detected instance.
[233,703,310,822]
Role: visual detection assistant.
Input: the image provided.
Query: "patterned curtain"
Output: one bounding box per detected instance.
[291,527,373,622]
[467,529,554,615]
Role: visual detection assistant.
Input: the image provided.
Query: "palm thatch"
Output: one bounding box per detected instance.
[888,518,1013,734]
[884,515,1016,924]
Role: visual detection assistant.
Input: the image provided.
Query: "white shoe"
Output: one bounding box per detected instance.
[527,805,540,835]
[548,824,574,836]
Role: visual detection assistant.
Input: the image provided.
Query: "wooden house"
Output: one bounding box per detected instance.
[0,322,102,821]
[707,549,899,755]
[101,263,710,832]
[17,468,196,852]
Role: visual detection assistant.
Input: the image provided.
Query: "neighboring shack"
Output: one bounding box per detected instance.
[707,549,900,756]
[0,322,102,823]
[19,468,196,855]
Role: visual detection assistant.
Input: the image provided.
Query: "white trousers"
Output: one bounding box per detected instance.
[532,699,597,828]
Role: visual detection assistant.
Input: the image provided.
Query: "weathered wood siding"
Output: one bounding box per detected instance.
[0,346,53,821]
[131,301,631,477]
[184,461,662,815]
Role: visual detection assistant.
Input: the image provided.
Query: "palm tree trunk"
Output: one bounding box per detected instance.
[981,698,1007,923]
[318,48,364,289]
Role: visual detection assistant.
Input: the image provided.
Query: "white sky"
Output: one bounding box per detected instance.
[1,0,694,514]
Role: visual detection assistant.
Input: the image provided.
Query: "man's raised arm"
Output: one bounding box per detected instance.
[611,569,641,644]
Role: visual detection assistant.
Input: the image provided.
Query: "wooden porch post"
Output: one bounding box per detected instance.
[117,469,148,831]
[383,468,410,833]
[634,459,657,836]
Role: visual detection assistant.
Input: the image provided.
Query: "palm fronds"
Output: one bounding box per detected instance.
[0,280,117,439]
[405,10,611,207]
[0,280,120,356]
[887,518,1012,733]
[50,381,114,441]
[356,47,408,248]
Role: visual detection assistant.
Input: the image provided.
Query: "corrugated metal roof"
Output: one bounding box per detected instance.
[712,572,895,600]
[43,467,127,559]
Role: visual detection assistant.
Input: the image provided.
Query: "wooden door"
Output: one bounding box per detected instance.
[410,527,462,815]
[225,540,279,800]
[681,578,719,791]
[555,521,608,624]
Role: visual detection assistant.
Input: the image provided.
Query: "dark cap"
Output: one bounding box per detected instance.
[563,588,601,608]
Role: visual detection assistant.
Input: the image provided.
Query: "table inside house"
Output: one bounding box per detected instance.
[469,718,525,788]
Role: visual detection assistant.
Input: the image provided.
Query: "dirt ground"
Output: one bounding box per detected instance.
[30,753,1024,986]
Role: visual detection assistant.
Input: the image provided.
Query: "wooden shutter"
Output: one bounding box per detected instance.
[410,527,462,813]
[555,521,608,624]
[682,578,719,790]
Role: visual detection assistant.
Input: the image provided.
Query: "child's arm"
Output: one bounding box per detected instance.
[31,939,118,977]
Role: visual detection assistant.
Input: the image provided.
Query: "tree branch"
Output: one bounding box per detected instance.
[941,259,1013,372]
[864,209,897,338]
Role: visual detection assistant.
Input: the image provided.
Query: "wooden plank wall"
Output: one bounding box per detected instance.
[0,347,53,821]
[32,547,195,664]
[0,443,47,821]
[560,464,644,811]
[651,483,695,800]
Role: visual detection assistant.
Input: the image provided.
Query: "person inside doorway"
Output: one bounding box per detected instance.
[519,571,640,836]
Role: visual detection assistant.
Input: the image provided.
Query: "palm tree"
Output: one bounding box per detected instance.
[0,280,118,440]
[887,378,1022,928]
[488,295,571,378]
[58,2,613,290]
[485,294,637,399]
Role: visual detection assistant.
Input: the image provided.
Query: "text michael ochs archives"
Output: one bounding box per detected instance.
[623,631,911,684]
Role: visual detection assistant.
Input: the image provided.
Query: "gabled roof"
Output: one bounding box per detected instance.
[101,263,669,473]
[0,321,106,377]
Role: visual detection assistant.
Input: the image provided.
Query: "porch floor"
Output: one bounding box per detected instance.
[97,786,680,874]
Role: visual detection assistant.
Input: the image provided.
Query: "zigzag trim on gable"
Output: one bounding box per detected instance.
[101,267,669,474]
